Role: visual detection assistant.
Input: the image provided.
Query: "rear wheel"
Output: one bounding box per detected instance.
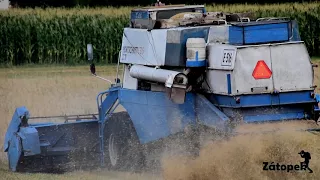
[108,133,118,167]
[104,112,145,172]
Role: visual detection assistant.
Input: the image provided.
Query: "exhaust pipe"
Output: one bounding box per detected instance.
[129,65,188,104]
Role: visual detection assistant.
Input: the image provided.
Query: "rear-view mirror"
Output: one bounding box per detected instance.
[90,63,96,75]
[87,44,93,61]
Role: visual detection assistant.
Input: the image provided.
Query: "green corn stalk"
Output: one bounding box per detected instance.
[0,3,320,66]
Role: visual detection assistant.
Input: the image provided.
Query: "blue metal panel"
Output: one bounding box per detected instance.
[29,123,55,127]
[228,26,243,45]
[165,27,210,66]
[279,91,315,104]
[34,121,99,156]
[315,94,320,103]
[4,106,29,152]
[118,89,196,144]
[221,105,307,123]
[291,20,301,41]
[244,23,289,44]
[181,27,210,44]
[18,127,41,156]
[7,134,22,172]
[164,43,182,66]
[195,94,231,131]
[186,60,206,67]
[244,112,305,122]
[208,90,316,108]
[227,74,231,94]
[29,120,98,128]
[229,22,290,45]
[314,94,320,112]
[130,11,149,20]
[241,106,306,122]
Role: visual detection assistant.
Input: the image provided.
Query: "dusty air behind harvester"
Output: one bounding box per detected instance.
[4,4,320,173]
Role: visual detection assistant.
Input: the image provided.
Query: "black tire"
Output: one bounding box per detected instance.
[104,111,145,172]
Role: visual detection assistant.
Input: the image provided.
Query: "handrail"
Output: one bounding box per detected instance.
[96,87,120,121]
[96,90,110,112]
[29,114,98,119]
[116,50,121,83]
[28,114,99,123]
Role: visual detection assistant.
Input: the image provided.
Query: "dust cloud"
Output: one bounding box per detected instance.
[161,125,320,180]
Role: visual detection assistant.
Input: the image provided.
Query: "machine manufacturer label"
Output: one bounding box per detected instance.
[221,49,235,66]
[123,46,145,55]
[121,53,127,61]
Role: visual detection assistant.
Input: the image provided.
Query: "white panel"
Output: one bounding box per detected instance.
[0,0,9,9]
[151,29,168,65]
[123,65,138,90]
[205,70,231,95]
[270,42,313,92]
[207,43,237,70]
[119,28,167,66]
[233,45,274,94]
[207,25,229,43]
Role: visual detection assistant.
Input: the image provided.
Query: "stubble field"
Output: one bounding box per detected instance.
[1,58,320,180]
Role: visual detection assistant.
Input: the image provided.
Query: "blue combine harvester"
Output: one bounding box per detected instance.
[4,4,320,173]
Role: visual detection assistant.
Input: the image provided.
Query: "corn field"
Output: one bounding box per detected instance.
[0,2,320,66]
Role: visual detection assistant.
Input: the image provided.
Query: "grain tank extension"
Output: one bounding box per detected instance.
[4,4,320,173]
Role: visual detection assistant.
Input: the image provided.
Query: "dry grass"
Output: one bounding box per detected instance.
[0,58,320,179]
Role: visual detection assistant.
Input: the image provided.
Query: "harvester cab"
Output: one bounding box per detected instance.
[4,4,320,174]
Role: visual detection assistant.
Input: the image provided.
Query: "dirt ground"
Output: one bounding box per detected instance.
[0,60,320,179]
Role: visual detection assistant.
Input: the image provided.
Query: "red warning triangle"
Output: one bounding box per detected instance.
[252,60,272,79]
